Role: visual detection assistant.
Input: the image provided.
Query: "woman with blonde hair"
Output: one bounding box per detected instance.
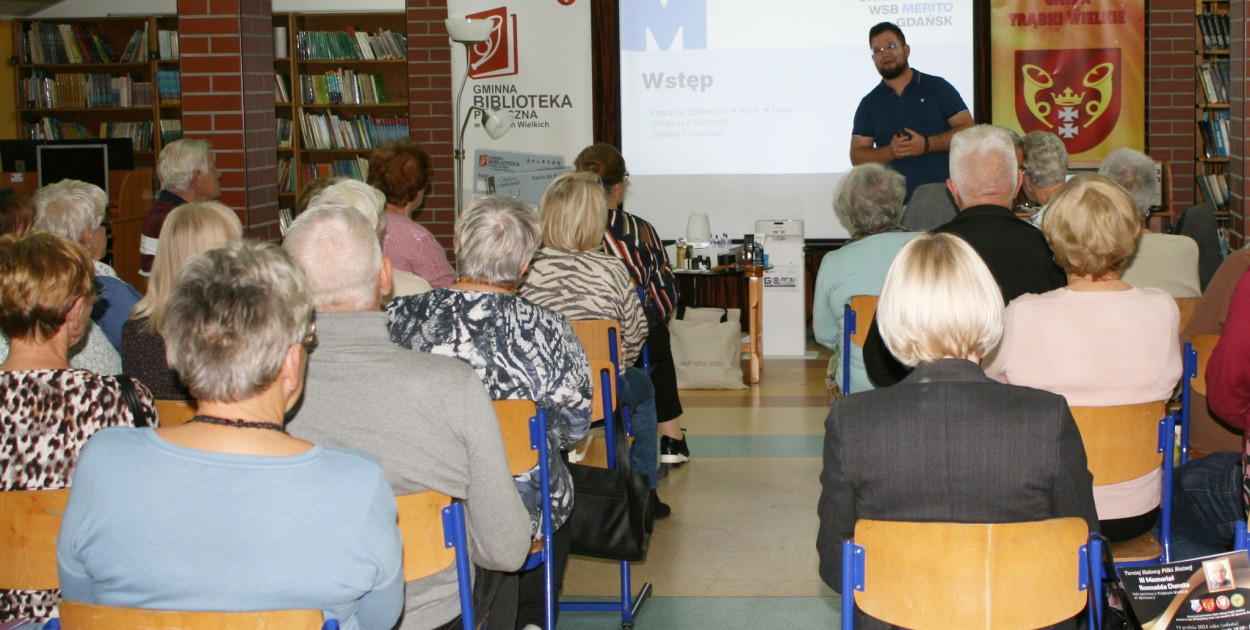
[518,172,664,515]
[984,173,1181,542]
[121,201,242,399]
[1,232,155,624]
[818,233,1097,628]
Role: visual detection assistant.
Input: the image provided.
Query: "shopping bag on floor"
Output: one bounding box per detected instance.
[669,305,747,389]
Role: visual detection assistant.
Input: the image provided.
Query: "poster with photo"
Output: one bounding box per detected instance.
[1120,551,1250,629]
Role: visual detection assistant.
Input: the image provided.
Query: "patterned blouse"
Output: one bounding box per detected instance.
[1,369,155,623]
[386,290,591,538]
[603,208,678,326]
[519,248,648,367]
[381,213,456,289]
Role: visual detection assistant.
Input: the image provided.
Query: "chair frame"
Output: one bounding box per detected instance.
[565,320,653,628]
[0,487,70,591]
[840,518,1100,630]
[1071,401,1176,566]
[1179,334,1219,466]
[395,490,475,630]
[840,295,878,396]
[49,601,336,629]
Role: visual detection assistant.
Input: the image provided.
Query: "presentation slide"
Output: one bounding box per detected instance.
[620,0,974,240]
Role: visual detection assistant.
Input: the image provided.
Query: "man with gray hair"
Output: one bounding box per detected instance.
[140,139,221,276]
[32,178,141,351]
[1020,131,1069,227]
[1101,147,1201,298]
[283,204,529,630]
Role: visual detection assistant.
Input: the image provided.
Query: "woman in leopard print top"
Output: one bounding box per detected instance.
[0,232,155,624]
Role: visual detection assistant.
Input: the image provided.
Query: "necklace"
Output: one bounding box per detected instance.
[187,414,287,433]
[454,277,517,294]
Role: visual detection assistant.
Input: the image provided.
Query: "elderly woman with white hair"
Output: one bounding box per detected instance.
[985,174,1180,543]
[58,240,404,630]
[387,195,590,629]
[813,163,916,397]
[1020,131,1068,226]
[31,179,142,350]
[140,139,221,276]
[1100,147,1201,298]
[309,178,431,298]
[817,232,1098,629]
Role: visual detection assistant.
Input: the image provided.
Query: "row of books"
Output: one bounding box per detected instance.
[1197,60,1230,105]
[275,73,292,103]
[21,22,117,64]
[299,112,408,150]
[294,28,406,61]
[1197,12,1231,51]
[299,70,390,105]
[156,30,179,60]
[277,118,294,148]
[1198,109,1230,159]
[156,70,181,105]
[101,121,154,151]
[159,118,183,145]
[300,158,370,184]
[21,71,153,109]
[118,24,150,62]
[278,156,296,193]
[1196,171,1230,211]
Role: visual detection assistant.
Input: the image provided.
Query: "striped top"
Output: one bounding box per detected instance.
[602,208,678,326]
[519,248,647,367]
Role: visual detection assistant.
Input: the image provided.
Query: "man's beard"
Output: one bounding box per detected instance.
[877,60,908,80]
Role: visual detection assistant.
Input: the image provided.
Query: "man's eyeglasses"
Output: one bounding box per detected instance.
[872,42,901,57]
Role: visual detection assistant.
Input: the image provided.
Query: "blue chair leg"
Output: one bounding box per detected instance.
[842,304,855,396]
[443,502,475,630]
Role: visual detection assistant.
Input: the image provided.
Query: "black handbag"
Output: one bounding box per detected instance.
[564,414,653,561]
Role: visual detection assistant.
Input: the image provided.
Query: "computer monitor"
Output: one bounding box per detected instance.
[37,144,110,196]
[0,138,134,173]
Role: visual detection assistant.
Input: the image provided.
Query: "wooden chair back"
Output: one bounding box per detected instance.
[395,490,457,583]
[570,319,622,365]
[852,518,1089,630]
[1175,297,1198,332]
[493,400,539,476]
[847,296,878,348]
[1070,401,1168,486]
[56,601,326,629]
[155,399,198,427]
[0,488,70,590]
[1189,334,1219,397]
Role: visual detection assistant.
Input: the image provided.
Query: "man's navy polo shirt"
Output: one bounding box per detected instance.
[852,69,968,199]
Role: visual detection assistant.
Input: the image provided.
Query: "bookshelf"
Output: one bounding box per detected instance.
[1194,0,1230,215]
[11,16,181,168]
[274,12,409,214]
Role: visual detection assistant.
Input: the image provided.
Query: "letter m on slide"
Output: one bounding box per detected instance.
[621,0,707,51]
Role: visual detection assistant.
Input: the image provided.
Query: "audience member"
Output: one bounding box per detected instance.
[122,202,242,399]
[817,232,1097,629]
[284,204,529,630]
[0,232,155,624]
[1102,148,1201,298]
[31,179,142,350]
[58,241,403,630]
[140,139,221,276]
[865,124,1066,387]
[517,172,665,514]
[575,142,690,466]
[1020,130,1068,226]
[0,187,31,237]
[295,175,342,214]
[813,163,915,397]
[311,178,432,298]
[367,142,455,288]
[984,173,1180,542]
[1179,248,1250,455]
[388,195,591,630]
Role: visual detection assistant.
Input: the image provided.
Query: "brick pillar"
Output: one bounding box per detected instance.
[178,0,278,240]
[1229,3,1247,247]
[407,0,456,259]
[1146,0,1198,220]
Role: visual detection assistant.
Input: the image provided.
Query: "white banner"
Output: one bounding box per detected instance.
[447,1,593,207]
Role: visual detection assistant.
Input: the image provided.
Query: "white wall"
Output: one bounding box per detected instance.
[33,0,403,17]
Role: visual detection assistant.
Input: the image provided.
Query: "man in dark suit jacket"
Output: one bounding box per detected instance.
[864,125,1066,386]
[818,231,1097,630]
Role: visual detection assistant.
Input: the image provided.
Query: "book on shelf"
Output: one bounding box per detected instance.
[157,30,179,60]
[299,112,408,150]
[156,69,181,105]
[275,72,291,103]
[299,69,388,105]
[276,118,293,148]
[295,28,406,61]
[159,118,183,145]
[100,120,153,151]
[118,24,150,63]
[278,156,295,193]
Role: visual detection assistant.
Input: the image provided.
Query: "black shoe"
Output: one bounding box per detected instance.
[650,489,671,520]
[660,435,690,466]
